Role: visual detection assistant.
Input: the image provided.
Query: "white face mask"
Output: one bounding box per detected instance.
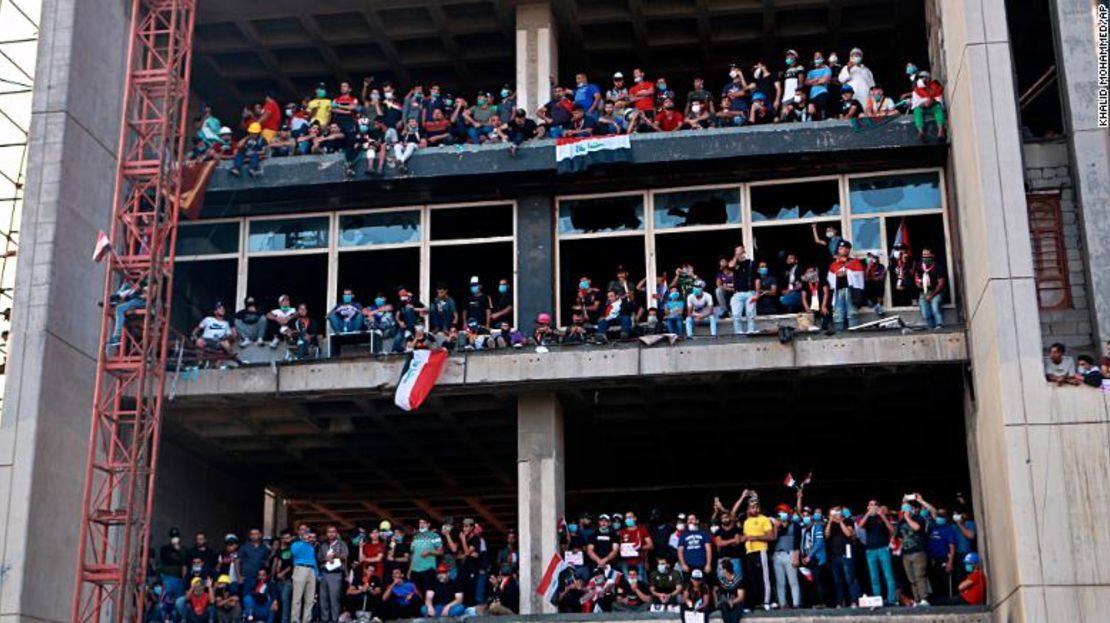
[634,76,643,83]
[729,69,740,79]
[917,79,927,88]
[675,521,684,530]
[850,55,862,63]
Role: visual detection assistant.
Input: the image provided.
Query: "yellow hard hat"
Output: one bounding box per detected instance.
[216,574,231,585]
[248,122,262,134]
[190,577,203,588]
[379,520,392,531]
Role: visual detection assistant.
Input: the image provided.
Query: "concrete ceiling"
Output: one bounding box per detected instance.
[165,362,967,537]
[192,0,926,120]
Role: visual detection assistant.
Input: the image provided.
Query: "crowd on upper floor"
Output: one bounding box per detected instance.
[159,223,949,367]
[1042,340,1110,391]
[187,48,947,178]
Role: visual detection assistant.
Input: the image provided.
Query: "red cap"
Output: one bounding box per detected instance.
[436,564,450,573]
[775,503,792,514]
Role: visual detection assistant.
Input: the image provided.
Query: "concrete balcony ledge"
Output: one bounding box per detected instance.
[458,607,988,623]
[170,328,967,402]
[205,116,929,197]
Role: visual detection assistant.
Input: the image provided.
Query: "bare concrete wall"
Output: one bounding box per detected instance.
[150,440,264,548]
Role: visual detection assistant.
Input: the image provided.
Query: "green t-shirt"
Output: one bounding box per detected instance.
[410,531,443,573]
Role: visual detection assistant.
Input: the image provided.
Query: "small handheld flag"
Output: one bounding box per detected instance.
[783,473,797,488]
[92,230,111,262]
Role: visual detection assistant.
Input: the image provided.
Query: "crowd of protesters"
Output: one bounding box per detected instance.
[1043,340,1110,391]
[168,225,949,366]
[554,489,984,620]
[149,519,520,623]
[188,50,947,178]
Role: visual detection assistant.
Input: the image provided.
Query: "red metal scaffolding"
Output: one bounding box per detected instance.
[72,0,196,621]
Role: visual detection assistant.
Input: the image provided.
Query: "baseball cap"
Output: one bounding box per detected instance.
[598,513,611,522]
[436,564,451,573]
[379,520,392,531]
[462,518,475,526]
[613,71,624,79]
[218,126,232,135]
[691,569,704,579]
[216,574,232,585]
[224,533,238,543]
[785,49,799,57]
[470,276,480,284]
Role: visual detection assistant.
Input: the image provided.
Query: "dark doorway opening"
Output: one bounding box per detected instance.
[172,259,237,333]
[336,248,421,306]
[559,236,646,323]
[247,254,328,325]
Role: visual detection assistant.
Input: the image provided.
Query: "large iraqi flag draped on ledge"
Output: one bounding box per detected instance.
[394,348,448,411]
[555,134,632,174]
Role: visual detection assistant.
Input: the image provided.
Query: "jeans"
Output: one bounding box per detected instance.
[468,125,494,143]
[233,150,262,173]
[685,315,718,337]
[902,551,929,602]
[421,603,465,617]
[719,601,744,623]
[829,556,861,606]
[715,287,733,315]
[865,547,897,604]
[831,288,857,331]
[664,316,683,334]
[327,312,364,334]
[162,574,185,612]
[780,291,803,313]
[235,318,265,342]
[290,566,316,623]
[318,571,343,623]
[278,579,293,623]
[393,142,417,164]
[919,294,944,328]
[243,595,275,623]
[111,298,145,342]
[596,315,632,337]
[772,550,801,607]
[730,291,757,334]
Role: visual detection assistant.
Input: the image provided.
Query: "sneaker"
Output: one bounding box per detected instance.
[256,338,264,346]
[917,600,930,607]
[762,604,773,611]
[239,338,250,347]
[269,337,280,349]
[229,168,241,177]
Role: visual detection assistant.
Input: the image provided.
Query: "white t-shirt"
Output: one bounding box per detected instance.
[686,293,714,317]
[270,307,296,324]
[199,316,231,340]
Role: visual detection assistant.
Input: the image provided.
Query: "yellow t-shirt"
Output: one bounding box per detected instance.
[308,98,332,127]
[743,515,774,553]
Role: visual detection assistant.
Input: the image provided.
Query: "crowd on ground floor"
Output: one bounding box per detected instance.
[148,488,984,623]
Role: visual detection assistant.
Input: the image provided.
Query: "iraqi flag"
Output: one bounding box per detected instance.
[784,473,797,488]
[393,348,448,411]
[92,230,112,262]
[536,552,567,604]
[555,134,632,174]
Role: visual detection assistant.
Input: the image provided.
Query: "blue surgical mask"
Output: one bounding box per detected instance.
[568,524,578,534]
[964,564,974,573]
[358,124,369,133]
[814,58,825,66]
[758,267,769,277]
[777,512,788,521]
[343,294,353,303]
[500,88,511,98]
[841,508,851,519]
[477,97,488,106]
[906,63,918,76]
[498,284,508,294]
[414,93,423,101]
[669,292,680,301]
[935,517,948,526]
[445,98,454,107]
[802,516,812,526]
[624,519,635,528]
[792,514,800,523]
[579,280,590,290]
[316,89,326,98]
[901,504,913,513]
[785,57,795,66]
[920,509,930,518]
[375,297,386,306]
[470,285,481,294]
[657,82,667,91]
[813,512,823,522]
[691,287,703,296]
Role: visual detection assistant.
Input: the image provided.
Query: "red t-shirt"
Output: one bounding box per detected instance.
[618,526,650,564]
[961,569,985,605]
[657,110,684,131]
[261,99,282,132]
[423,119,450,134]
[188,591,211,616]
[361,542,385,579]
[629,82,655,112]
[333,94,358,117]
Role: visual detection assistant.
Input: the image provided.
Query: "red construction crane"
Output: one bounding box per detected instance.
[72,1,196,621]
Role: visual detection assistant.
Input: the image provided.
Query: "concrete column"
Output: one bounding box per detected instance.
[516,195,555,333]
[517,392,564,615]
[1050,0,1110,347]
[939,1,1110,621]
[515,2,558,118]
